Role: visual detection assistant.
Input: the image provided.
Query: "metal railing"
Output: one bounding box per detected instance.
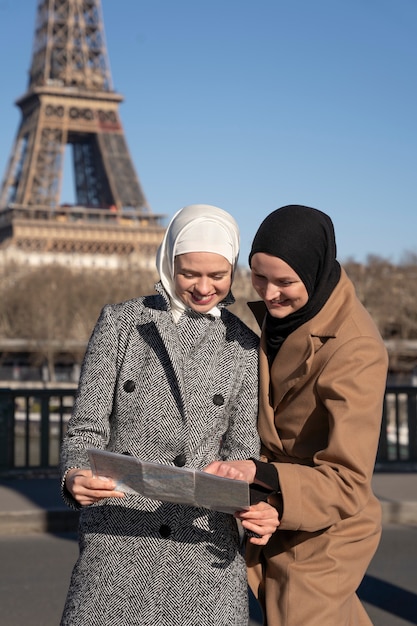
[0,388,76,475]
[0,386,416,476]
[376,386,417,470]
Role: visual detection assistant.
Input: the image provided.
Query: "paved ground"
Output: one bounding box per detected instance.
[0,526,416,625]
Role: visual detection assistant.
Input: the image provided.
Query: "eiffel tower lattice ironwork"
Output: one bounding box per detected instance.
[0,0,164,267]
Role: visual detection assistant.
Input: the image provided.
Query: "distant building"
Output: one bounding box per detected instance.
[0,0,166,270]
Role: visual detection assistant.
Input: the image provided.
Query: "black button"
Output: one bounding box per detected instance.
[123,380,135,392]
[213,394,224,406]
[174,453,186,467]
[159,524,171,538]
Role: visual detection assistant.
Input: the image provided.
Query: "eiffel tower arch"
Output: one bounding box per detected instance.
[0,0,165,269]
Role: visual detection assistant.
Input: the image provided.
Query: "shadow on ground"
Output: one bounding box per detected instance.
[359,574,417,624]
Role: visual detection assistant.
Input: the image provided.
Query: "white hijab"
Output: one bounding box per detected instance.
[156,204,240,322]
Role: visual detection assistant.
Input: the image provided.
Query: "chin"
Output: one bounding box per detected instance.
[189,303,212,313]
[268,308,291,319]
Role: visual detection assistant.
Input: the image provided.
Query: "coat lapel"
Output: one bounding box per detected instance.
[250,283,347,410]
[141,305,187,415]
[269,331,316,407]
[251,271,353,456]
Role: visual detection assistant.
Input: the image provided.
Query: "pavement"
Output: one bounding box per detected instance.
[0,471,416,534]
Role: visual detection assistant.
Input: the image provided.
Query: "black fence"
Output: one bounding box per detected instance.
[0,388,76,475]
[0,386,416,476]
[377,386,417,470]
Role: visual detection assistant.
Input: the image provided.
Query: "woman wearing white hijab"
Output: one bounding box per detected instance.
[156,204,240,322]
[60,205,269,626]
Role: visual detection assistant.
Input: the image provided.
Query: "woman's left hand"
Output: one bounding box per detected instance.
[237,501,280,545]
[203,459,256,483]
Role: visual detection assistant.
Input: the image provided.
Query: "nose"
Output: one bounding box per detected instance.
[195,276,211,294]
[264,282,280,300]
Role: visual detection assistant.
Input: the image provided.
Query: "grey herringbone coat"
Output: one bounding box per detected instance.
[60,285,260,626]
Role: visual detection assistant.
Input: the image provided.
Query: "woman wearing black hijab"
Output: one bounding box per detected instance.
[205,205,388,626]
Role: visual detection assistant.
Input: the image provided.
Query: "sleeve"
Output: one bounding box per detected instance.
[60,305,119,507]
[248,458,284,518]
[275,335,388,532]
[251,457,280,492]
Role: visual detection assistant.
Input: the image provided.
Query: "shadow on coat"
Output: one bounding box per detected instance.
[78,501,241,569]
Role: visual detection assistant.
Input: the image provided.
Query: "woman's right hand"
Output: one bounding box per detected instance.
[237,501,280,545]
[65,468,125,506]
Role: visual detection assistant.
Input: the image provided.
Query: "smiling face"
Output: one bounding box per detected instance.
[251,252,309,318]
[174,252,233,314]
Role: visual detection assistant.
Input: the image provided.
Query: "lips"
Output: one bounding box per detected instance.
[270,299,288,306]
[191,293,214,305]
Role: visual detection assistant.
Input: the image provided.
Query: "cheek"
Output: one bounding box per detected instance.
[221,278,232,293]
[174,276,187,295]
[251,277,262,294]
[297,288,309,307]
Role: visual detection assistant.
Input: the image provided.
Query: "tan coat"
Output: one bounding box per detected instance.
[247,269,388,626]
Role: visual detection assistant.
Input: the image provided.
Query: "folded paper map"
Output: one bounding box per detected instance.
[88,448,250,515]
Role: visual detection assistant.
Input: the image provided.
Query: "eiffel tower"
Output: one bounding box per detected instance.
[0,0,165,268]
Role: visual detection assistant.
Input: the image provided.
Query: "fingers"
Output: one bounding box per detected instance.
[246,532,274,546]
[239,501,281,527]
[65,469,125,506]
[236,501,280,545]
[241,519,277,545]
[215,464,246,481]
[203,460,256,483]
[203,461,224,475]
[204,460,243,479]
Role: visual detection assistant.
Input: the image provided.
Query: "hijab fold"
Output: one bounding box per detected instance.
[249,205,341,361]
[156,204,240,322]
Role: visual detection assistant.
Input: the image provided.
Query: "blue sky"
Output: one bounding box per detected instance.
[0,0,416,267]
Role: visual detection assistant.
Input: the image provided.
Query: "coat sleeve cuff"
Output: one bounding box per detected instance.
[250,457,280,492]
[249,458,284,517]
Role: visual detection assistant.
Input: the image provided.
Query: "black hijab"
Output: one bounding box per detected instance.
[249,205,341,361]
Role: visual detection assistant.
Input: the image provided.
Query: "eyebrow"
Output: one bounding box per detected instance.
[179,267,230,276]
[253,271,298,281]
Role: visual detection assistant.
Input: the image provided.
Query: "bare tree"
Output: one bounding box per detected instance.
[1,252,417,378]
